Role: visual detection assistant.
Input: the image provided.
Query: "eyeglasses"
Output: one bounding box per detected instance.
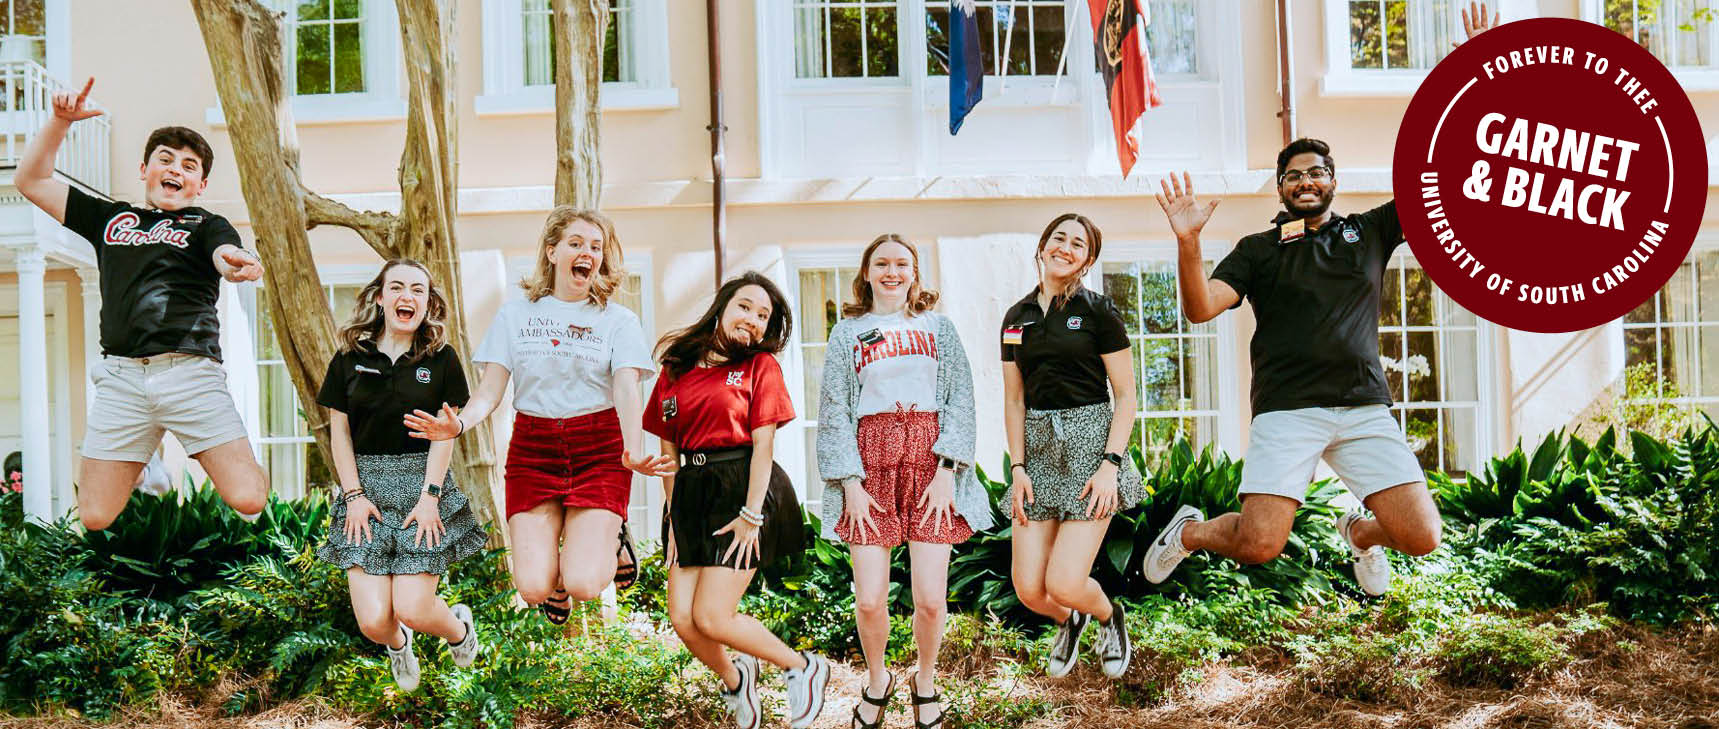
[1280,166,1333,185]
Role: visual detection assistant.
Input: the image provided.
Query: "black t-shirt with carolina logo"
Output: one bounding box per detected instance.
[1210,201,1403,417]
[63,186,243,361]
[999,286,1132,411]
[316,343,471,456]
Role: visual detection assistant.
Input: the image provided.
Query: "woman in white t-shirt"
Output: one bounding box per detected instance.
[406,206,673,625]
[815,234,994,729]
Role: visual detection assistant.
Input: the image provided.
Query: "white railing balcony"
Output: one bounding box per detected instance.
[0,59,111,197]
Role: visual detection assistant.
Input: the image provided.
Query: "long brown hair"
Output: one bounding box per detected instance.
[520,206,626,306]
[842,233,940,318]
[336,259,449,361]
[1035,213,1103,309]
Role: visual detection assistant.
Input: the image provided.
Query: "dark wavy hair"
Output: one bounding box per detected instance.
[144,126,215,180]
[656,271,793,379]
[1035,212,1103,309]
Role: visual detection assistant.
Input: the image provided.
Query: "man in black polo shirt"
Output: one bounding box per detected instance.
[1140,139,1444,597]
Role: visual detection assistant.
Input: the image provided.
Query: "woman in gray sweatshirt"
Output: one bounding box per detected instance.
[817,234,995,729]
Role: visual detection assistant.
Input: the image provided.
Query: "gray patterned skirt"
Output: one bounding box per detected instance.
[1017,402,1146,521]
[317,452,487,575]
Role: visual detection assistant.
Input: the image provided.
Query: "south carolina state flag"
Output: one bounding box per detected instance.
[1088,0,1161,176]
[949,0,983,134]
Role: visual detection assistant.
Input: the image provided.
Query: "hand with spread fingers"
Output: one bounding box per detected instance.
[622,449,678,477]
[1155,171,1221,241]
[403,493,445,549]
[714,515,762,569]
[1457,1,1500,46]
[405,402,463,441]
[343,493,381,545]
[841,478,886,543]
[1082,462,1121,520]
[917,467,959,535]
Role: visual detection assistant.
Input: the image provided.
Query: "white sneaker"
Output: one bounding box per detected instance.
[719,654,761,729]
[385,626,420,692]
[448,603,480,668]
[1338,510,1393,596]
[1045,610,1090,678]
[782,651,830,729]
[1143,505,1203,583]
[1095,599,1132,679]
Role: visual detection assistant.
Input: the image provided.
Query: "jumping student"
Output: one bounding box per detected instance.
[1142,5,1495,596]
[817,234,993,729]
[643,272,830,729]
[14,78,267,531]
[405,207,664,625]
[1001,213,1144,680]
[316,259,484,692]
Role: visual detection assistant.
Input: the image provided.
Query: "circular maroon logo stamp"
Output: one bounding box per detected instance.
[1392,17,1707,333]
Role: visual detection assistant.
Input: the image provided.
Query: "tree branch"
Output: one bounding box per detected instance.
[302,190,394,258]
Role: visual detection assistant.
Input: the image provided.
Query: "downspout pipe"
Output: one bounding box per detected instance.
[706,0,727,289]
[1277,0,1298,145]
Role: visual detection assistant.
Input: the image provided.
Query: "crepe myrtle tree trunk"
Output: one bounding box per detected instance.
[551,0,606,208]
[190,0,505,546]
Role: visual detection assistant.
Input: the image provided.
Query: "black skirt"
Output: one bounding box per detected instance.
[666,450,804,569]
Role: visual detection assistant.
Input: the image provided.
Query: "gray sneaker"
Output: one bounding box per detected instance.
[783,651,829,729]
[1143,505,1203,583]
[719,654,761,729]
[385,626,420,692]
[448,603,480,668]
[1095,599,1132,678]
[1339,510,1393,596]
[1046,610,1090,678]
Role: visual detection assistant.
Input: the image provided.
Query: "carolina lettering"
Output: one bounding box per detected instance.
[103,212,192,249]
[854,330,938,372]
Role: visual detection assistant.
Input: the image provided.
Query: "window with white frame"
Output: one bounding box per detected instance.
[1597,0,1718,68]
[287,0,369,95]
[1620,250,1719,422]
[916,0,1198,79]
[254,283,360,500]
[1323,0,1464,94]
[522,0,633,85]
[1099,259,1221,456]
[792,263,859,514]
[795,0,901,78]
[0,1,46,66]
[1378,252,1483,478]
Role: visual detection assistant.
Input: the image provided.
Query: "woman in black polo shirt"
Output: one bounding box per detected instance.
[1000,213,1144,681]
[316,259,485,693]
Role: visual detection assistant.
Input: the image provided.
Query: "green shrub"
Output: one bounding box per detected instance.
[1436,424,1719,623]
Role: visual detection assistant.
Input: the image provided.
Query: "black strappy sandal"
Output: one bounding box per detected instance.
[908,671,944,729]
[539,588,572,625]
[850,672,895,729]
[614,523,639,590]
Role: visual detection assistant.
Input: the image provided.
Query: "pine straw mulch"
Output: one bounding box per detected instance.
[2,622,1715,729]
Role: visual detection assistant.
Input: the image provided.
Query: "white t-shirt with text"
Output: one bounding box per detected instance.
[473,296,656,419]
[850,310,941,418]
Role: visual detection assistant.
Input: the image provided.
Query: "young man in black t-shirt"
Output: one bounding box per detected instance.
[1141,139,1446,597]
[16,78,268,531]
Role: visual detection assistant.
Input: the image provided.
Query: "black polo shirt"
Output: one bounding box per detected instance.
[1210,201,1402,417]
[316,343,471,456]
[999,286,1131,410]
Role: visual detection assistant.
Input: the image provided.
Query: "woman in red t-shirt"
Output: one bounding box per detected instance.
[642,272,830,729]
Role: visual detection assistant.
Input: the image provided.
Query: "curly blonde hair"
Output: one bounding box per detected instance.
[520,206,626,306]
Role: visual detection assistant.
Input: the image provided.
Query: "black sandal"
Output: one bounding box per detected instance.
[850,672,895,729]
[614,523,639,590]
[908,671,944,729]
[539,588,572,625]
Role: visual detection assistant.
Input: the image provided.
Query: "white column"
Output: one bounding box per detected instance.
[77,267,100,410]
[15,246,54,524]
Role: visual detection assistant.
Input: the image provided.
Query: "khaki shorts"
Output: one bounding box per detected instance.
[84,353,250,462]
[1239,405,1425,503]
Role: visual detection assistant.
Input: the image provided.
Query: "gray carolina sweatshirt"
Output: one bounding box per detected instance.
[816,311,998,541]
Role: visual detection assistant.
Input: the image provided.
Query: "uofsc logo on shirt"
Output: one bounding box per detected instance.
[415,367,431,384]
[726,371,744,387]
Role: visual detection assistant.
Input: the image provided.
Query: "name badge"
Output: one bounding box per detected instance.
[1279,218,1306,244]
[661,395,678,420]
[354,364,382,375]
[858,328,884,346]
[1002,326,1024,346]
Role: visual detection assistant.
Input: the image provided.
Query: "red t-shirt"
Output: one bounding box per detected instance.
[643,352,796,451]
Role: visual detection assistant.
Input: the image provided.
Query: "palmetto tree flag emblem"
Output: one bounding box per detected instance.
[1088,0,1161,176]
[949,0,984,134]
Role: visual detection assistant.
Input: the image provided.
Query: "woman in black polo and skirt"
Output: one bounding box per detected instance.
[316,259,485,692]
[1001,213,1145,681]
[642,271,830,729]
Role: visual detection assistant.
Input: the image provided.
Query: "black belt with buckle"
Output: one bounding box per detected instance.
[679,448,750,467]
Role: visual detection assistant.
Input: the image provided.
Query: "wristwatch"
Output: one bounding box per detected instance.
[423,482,443,498]
[1101,452,1126,468]
[938,456,961,473]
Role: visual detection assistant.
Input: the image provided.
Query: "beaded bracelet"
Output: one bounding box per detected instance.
[341,489,366,505]
[738,506,765,527]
